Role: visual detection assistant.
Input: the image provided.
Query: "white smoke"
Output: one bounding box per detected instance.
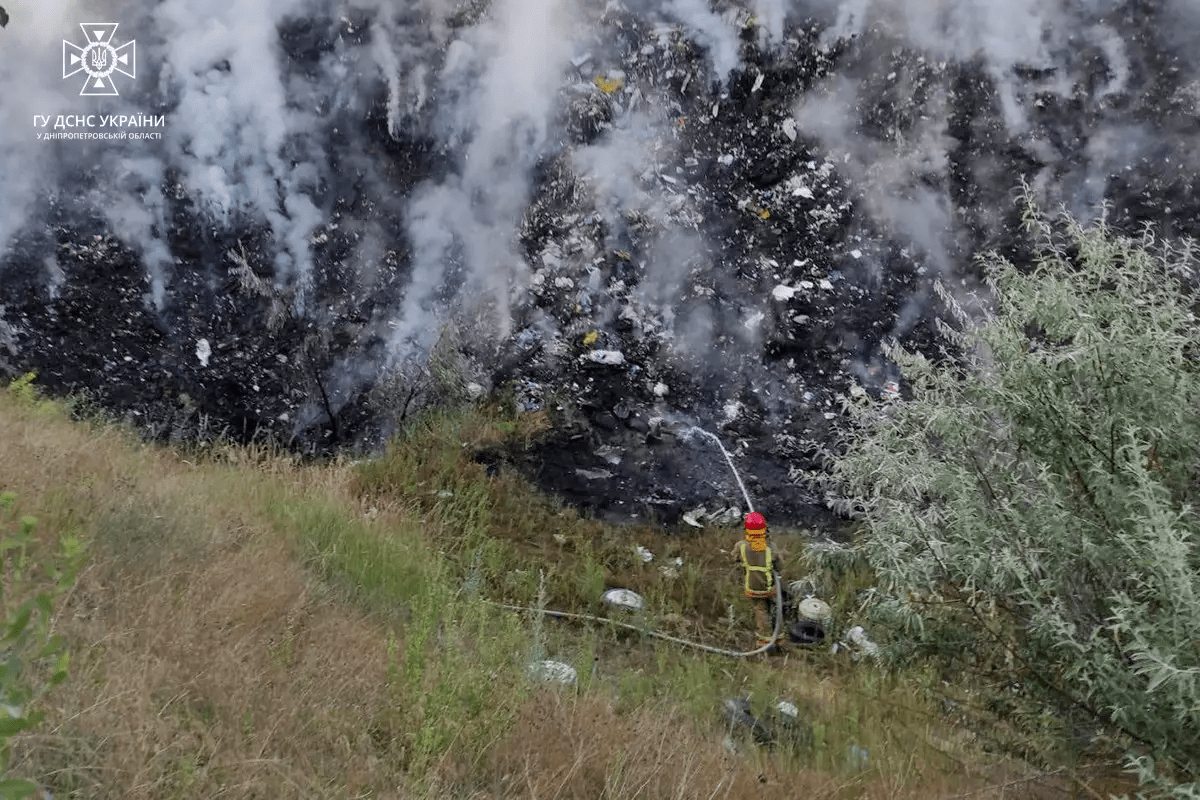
[388,0,582,361]
[153,0,324,307]
[665,0,742,81]
[0,0,90,252]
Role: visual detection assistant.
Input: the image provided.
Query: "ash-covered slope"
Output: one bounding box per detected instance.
[1,0,1198,527]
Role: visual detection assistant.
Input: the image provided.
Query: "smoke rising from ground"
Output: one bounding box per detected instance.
[1,0,1198,519]
[389,0,581,363]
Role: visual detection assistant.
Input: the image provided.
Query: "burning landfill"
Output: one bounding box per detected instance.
[1,0,1198,527]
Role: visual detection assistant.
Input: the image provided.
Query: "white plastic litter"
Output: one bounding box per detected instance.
[776,700,799,719]
[587,349,626,365]
[797,597,832,625]
[635,545,654,563]
[682,507,705,528]
[195,338,211,367]
[842,625,881,662]
[528,660,578,685]
[602,588,645,611]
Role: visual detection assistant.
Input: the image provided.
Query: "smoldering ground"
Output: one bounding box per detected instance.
[0,0,1197,526]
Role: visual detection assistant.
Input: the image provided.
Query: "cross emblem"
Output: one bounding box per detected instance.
[63,23,136,96]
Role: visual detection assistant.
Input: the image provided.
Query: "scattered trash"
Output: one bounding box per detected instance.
[771,284,799,301]
[195,338,211,367]
[593,74,624,94]
[582,330,599,346]
[682,506,705,527]
[797,597,832,626]
[659,564,679,579]
[552,533,568,545]
[528,660,578,686]
[602,588,645,611]
[586,349,625,365]
[834,625,881,663]
[847,626,880,659]
[635,545,654,563]
[776,700,799,719]
[789,619,826,645]
[722,697,773,745]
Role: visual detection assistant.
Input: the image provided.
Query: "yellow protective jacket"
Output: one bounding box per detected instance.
[734,540,775,598]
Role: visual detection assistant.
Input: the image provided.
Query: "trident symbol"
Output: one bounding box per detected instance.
[63,23,136,96]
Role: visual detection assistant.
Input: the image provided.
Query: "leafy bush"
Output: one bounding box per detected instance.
[815,203,1200,792]
[0,493,84,798]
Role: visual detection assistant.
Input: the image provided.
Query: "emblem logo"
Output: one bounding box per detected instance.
[63,23,136,96]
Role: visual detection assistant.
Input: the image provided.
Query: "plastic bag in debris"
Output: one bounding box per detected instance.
[528,660,578,685]
[833,625,881,663]
[682,506,706,527]
[635,545,653,563]
[586,349,625,365]
[602,588,645,611]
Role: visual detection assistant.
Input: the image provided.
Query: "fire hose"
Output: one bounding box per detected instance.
[490,429,790,658]
[484,571,784,658]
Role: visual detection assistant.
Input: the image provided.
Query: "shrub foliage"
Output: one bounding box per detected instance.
[818,204,1200,791]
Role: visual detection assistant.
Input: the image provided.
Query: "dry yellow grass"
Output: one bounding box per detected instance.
[0,391,1130,799]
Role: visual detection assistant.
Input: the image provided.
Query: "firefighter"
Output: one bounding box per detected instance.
[733,511,777,649]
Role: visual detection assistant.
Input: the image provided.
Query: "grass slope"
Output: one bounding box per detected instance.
[0,384,1125,798]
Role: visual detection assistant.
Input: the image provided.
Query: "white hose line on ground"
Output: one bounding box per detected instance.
[485,573,784,659]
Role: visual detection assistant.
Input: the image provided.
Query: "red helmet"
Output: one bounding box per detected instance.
[744,512,767,532]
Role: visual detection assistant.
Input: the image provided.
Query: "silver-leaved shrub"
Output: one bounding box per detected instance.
[815,202,1200,794]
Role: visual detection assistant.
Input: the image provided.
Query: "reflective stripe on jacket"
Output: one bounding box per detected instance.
[736,540,774,598]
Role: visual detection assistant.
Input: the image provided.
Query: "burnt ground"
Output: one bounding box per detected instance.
[2,3,1199,530]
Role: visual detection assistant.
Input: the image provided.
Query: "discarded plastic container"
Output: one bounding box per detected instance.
[601,588,644,612]
[791,595,831,645]
[797,597,832,626]
[846,743,870,771]
[528,660,577,686]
